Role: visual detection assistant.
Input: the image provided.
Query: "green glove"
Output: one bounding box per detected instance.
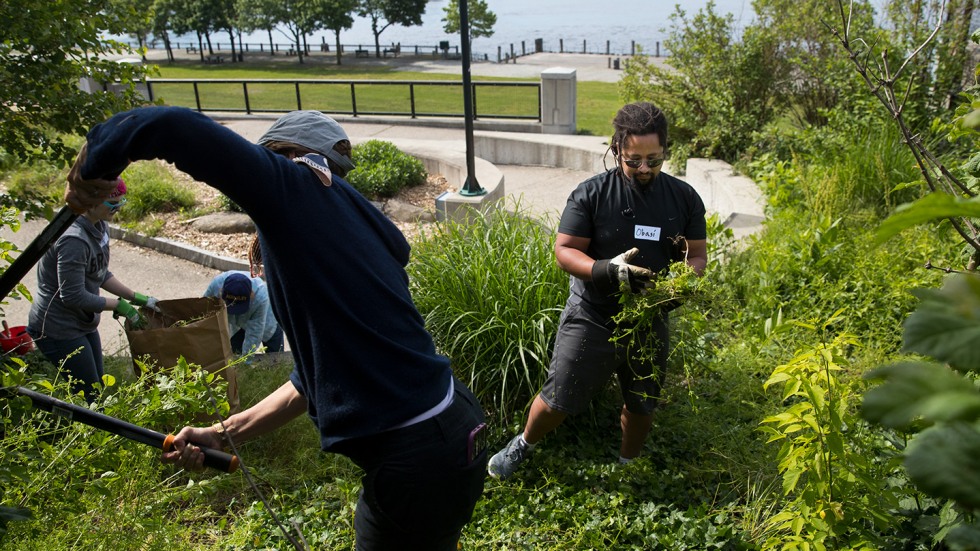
[132,292,160,312]
[114,298,146,329]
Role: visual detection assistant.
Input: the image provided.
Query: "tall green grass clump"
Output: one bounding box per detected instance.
[346,140,426,198]
[114,162,196,224]
[407,203,567,425]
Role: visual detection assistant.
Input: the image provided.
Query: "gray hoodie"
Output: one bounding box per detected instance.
[28,217,112,340]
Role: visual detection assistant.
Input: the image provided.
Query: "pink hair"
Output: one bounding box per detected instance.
[109,178,127,199]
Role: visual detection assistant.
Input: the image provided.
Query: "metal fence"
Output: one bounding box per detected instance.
[145,78,541,121]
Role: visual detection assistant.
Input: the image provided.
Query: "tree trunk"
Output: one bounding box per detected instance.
[268,29,275,55]
[227,30,237,62]
[335,30,342,65]
[163,33,174,63]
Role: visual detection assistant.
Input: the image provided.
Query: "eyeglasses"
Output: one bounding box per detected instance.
[103,197,127,211]
[621,157,666,169]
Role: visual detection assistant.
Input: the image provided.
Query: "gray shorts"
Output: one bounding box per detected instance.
[540,301,669,416]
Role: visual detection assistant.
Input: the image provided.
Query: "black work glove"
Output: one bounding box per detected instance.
[591,247,653,295]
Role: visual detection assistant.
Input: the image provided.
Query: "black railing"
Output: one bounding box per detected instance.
[145,78,542,121]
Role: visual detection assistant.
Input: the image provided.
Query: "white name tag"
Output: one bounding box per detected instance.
[634,225,661,241]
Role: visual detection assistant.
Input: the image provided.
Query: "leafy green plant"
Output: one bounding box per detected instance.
[861,274,980,548]
[0,357,230,547]
[407,202,566,424]
[346,140,426,198]
[759,314,898,550]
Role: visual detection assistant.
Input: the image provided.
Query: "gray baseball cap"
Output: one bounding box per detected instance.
[258,110,355,173]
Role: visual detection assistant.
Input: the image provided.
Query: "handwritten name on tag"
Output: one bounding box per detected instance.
[634,225,661,241]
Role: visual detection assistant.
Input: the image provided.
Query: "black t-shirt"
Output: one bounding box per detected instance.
[558,168,707,318]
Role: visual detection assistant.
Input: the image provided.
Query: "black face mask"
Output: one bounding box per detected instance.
[326,150,355,177]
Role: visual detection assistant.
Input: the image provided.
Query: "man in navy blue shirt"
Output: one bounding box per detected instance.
[65,107,487,550]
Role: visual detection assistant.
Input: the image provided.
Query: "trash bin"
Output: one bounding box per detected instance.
[613,58,620,70]
[534,38,543,53]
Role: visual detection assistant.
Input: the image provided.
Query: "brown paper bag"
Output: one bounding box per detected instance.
[125,297,239,414]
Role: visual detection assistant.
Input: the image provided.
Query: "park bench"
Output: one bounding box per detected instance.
[355,49,369,58]
[204,55,223,64]
[383,44,401,58]
[186,46,198,54]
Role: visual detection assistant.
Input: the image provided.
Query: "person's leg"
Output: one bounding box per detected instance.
[523,394,567,444]
[262,325,284,353]
[346,377,486,551]
[617,313,669,460]
[229,328,245,354]
[620,406,654,459]
[490,302,618,479]
[34,332,103,402]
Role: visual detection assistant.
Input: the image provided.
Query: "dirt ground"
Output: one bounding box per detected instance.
[150,161,453,261]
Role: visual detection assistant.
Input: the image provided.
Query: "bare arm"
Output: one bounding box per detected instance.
[685,239,708,276]
[162,380,308,471]
[554,232,595,279]
[101,275,137,311]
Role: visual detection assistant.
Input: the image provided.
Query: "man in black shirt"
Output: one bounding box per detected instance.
[489,102,708,479]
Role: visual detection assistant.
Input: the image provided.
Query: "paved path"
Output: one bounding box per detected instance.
[0,220,222,357]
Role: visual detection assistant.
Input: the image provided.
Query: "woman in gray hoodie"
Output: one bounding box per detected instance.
[27,180,158,402]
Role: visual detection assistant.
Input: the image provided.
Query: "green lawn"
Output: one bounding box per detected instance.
[150,59,621,136]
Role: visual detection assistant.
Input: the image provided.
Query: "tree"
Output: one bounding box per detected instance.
[110,0,155,60]
[831,3,980,545]
[357,0,427,58]
[0,0,147,166]
[313,0,358,65]
[752,0,876,127]
[884,0,977,126]
[619,3,782,163]
[441,0,496,39]
[151,0,179,63]
[237,0,284,55]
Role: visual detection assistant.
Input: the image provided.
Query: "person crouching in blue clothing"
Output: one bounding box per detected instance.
[204,271,284,357]
[63,107,488,550]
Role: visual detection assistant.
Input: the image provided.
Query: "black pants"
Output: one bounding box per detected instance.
[334,376,488,551]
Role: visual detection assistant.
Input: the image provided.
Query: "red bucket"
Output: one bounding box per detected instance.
[0,326,35,355]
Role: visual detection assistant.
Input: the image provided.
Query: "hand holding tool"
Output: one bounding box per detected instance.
[8,386,239,473]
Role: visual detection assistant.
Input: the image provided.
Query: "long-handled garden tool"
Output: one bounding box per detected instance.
[0,205,237,472]
[0,205,77,301]
[5,385,239,472]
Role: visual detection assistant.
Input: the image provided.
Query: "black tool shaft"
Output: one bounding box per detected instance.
[14,386,239,473]
[0,206,78,299]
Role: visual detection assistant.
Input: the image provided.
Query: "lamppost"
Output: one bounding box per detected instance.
[458,0,486,197]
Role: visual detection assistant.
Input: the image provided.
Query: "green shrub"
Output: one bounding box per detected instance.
[407,203,567,424]
[4,163,65,207]
[113,163,196,223]
[346,140,426,198]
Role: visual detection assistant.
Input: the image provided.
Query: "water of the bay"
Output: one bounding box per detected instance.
[232,0,760,57]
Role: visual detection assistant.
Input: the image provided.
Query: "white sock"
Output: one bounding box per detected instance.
[519,434,536,451]
[619,456,634,464]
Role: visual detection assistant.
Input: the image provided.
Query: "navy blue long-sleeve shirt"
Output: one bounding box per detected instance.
[80,106,451,450]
